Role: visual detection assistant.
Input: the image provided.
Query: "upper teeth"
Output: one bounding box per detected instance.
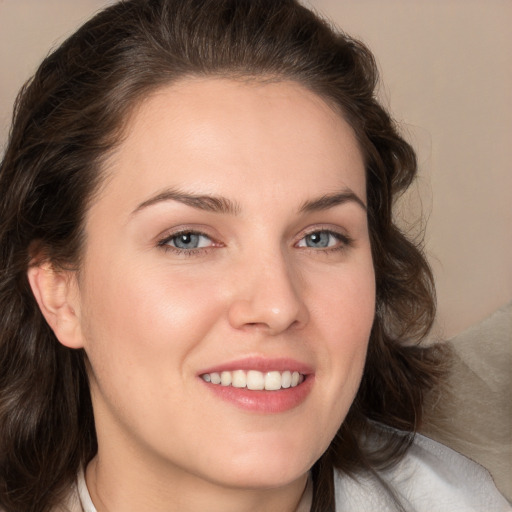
[201,370,304,390]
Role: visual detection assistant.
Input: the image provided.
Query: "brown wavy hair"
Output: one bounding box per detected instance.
[0,1,447,510]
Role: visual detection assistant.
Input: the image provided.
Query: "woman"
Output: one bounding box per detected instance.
[0,1,509,511]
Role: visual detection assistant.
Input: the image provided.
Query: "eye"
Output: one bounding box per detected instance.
[296,230,348,249]
[159,231,213,250]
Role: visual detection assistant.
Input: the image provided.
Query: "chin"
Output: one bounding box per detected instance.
[198,435,322,490]
[207,461,310,491]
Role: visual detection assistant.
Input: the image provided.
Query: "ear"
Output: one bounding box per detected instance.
[27,263,84,349]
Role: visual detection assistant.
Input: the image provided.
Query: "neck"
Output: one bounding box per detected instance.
[85,453,309,512]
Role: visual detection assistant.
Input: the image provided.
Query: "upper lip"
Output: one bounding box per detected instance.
[198,356,314,376]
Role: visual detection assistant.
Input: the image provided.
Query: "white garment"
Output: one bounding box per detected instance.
[75,434,511,511]
[333,433,511,511]
[76,469,96,512]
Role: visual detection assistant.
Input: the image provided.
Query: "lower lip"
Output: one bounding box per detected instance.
[200,376,314,413]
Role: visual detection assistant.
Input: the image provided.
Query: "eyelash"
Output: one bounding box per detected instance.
[157,228,353,257]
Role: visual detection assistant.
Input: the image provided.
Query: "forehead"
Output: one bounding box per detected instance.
[96,77,366,213]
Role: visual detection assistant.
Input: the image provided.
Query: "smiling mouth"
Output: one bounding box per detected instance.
[201,370,305,391]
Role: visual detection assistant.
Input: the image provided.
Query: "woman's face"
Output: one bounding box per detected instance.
[73,78,375,488]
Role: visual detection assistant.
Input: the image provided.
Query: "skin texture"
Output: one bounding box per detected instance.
[29,78,376,512]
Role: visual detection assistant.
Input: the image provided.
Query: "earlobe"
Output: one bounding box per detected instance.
[27,264,84,349]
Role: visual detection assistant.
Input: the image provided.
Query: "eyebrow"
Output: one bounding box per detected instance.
[132,188,241,216]
[132,187,366,216]
[299,189,367,213]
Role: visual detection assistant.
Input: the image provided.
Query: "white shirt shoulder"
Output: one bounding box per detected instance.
[334,433,511,512]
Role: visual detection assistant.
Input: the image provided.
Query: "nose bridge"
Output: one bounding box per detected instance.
[227,242,308,333]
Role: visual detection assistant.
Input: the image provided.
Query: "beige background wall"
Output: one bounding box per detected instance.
[1,0,511,340]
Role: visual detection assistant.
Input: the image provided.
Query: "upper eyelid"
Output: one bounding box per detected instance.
[301,229,343,239]
[295,225,351,241]
[157,225,217,243]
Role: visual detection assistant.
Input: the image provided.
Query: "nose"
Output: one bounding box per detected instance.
[227,251,309,335]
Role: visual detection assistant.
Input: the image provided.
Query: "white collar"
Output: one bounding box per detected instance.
[77,468,97,512]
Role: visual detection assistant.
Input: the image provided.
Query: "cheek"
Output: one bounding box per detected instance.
[308,259,375,402]
[78,258,230,448]
[78,255,226,379]
[293,259,375,462]
[312,259,375,347]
